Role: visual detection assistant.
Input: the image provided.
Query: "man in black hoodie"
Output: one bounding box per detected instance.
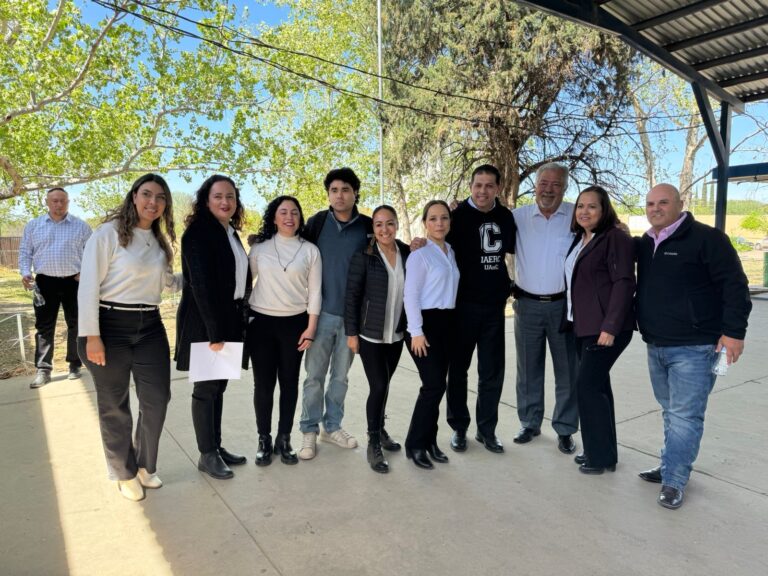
[636,183,751,510]
[446,165,516,453]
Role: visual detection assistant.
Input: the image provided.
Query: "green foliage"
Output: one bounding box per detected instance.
[0,0,378,217]
[741,211,768,234]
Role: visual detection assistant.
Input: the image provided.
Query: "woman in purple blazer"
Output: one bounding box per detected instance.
[564,185,635,474]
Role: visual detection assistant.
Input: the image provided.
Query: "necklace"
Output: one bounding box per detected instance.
[274,236,304,271]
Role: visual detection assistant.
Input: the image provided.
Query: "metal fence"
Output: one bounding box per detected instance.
[0,310,34,377]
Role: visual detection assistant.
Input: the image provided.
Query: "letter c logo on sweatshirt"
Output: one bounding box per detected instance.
[480,223,502,254]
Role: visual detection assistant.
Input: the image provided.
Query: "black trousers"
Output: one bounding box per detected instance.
[405,309,455,450]
[78,308,170,480]
[359,337,404,433]
[575,330,633,468]
[34,274,81,370]
[248,311,307,436]
[192,379,229,454]
[446,300,506,436]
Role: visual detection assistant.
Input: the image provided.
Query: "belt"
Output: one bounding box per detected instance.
[99,301,159,312]
[514,288,565,302]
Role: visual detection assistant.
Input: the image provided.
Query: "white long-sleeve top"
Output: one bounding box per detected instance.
[513,201,575,294]
[248,234,322,317]
[404,240,459,337]
[78,221,178,336]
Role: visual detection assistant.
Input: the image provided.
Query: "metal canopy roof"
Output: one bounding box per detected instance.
[517,0,768,111]
[516,0,768,230]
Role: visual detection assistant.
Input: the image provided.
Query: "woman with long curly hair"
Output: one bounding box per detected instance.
[175,174,251,480]
[78,173,179,501]
[247,195,321,466]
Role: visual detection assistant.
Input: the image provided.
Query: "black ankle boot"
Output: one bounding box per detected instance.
[380,427,401,452]
[255,434,273,467]
[198,451,234,479]
[367,431,389,474]
[275,433,298,465]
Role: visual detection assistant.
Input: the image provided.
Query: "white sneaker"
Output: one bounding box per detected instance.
[320,427,358,449]
[117,477,145,501]
[137,467,163,489]
[298,432,317,460]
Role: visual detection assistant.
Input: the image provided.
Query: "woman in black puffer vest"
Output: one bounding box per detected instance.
[344,205,410,473]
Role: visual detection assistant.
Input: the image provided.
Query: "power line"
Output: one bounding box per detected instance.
[90,0,497,126]
[90,0,702,125]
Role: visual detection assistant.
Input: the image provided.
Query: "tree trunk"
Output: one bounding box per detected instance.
[392,175,413,243]
[679,125,706,210]
[632,94,656,190]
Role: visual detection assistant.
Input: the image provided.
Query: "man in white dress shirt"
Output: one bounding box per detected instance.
[511,163,578,454]
[19,188,91,388]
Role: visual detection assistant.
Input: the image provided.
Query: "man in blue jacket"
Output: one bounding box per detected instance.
[636,183,751,510]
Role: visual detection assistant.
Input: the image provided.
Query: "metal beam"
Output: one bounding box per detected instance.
[515,0,745,111]
[711,162,768,182]
[634,0,728,32]
[693,44,768,71]
[719,69,768,88]
[741,90,768,103]
[715,101,731,231]
[664,14,768,53]
[692,82,727,168]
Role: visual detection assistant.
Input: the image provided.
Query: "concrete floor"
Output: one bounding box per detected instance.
[1,296,767,576]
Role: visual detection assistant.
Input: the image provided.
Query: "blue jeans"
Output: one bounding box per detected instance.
[300,312,354,434]
[647,343,718,492]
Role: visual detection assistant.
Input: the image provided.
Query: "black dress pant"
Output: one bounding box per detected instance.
[78,308,171,480]
[575,330,633,468]
[192,379,229,454]
[34,274,81,370]
[446,301,506,436]
[405,309,455,450]
[359,337,404,433]
[248,311,307,436]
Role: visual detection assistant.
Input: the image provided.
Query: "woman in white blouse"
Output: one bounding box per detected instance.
[175,175,251,481]
[247,196,321,466]
[403,200,460,470]
[78,173,178,501]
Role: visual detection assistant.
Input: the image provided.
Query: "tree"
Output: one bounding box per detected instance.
[375,1,637,212]
[2,0,390,225]
[628,63,707,208]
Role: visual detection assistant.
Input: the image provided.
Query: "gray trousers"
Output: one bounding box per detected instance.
[513,297,578,435]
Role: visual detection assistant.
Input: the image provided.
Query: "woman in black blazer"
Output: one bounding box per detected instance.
[175,175,251,480]
[564,185,635,475]
[345,205,410,473]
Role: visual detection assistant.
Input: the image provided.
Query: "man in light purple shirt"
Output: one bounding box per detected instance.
[636,183,751,510]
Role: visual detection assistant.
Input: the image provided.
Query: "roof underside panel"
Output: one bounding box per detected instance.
[602,0,768,103]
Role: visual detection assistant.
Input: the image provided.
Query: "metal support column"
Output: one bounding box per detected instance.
[714,101,731,231]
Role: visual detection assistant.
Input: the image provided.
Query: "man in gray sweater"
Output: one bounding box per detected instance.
[298,168,372,459]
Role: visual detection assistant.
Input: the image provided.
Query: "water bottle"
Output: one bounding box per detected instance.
[712,348,728,376]
[31,283,46,307]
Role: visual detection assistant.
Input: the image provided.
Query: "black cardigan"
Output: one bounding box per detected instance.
[174,213,252,371]
[344,240,410,340]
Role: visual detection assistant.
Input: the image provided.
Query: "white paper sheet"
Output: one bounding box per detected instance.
[188,342,244,383]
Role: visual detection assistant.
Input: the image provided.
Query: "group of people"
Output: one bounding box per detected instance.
[19,162,751,510]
